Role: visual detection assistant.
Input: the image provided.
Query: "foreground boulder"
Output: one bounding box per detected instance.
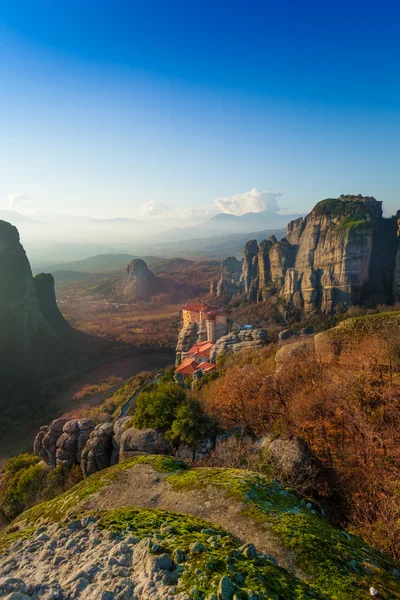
[3,456,400,599]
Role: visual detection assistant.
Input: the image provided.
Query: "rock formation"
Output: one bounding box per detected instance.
[81,422,115,477]
[119,427,170,462]
[34,418,96,468]
[33,272,71,336]
[34,417,171,475]
[0,221,61,353]
[209,328,267,363]
[175,322,198,365]
[123,259,159,301]
[3,457,400,599]
[213,195,400,313]
[210,256,242,298]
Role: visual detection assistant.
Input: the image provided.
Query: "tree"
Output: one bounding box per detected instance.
[168,398,218,453]
[133,382,187,431]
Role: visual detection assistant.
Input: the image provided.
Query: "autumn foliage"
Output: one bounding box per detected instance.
[199,335,400,559]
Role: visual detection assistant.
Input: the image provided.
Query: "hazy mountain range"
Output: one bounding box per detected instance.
[0,207,299,265]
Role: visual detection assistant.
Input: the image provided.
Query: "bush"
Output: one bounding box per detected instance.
[0,453,83,522]
[0,454,48,519]
[168,398,218,449]
[133,381,217,451]
[133,382,187,431]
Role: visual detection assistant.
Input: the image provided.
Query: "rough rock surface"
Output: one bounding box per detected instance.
[216,195,400,313]
[210,256,242,299]
[275,340,312,374]
[119,428,170,462]
[260,435,319,477]
[3,458,400,599]
[0,517,190,600]
[175,323,198,365]
[34,418,96,469]
[209,328,267,363]
[33,273,70,337]
[0,220,60,353]
[81,422,115,477]
[123,259,159,302]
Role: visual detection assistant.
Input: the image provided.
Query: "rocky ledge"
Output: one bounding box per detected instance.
[1,456,400,599]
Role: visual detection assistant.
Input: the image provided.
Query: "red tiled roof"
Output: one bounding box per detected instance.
[188,341,213,355]
[197,362,216,372]
[175,357,216,376]
[174,357,198,376]
[182,304,209,313]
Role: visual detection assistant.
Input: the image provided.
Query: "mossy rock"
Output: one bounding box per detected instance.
[314,311,400,363]
[2,457,400,599]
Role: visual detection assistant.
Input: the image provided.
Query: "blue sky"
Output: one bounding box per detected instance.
[0,0,400,219]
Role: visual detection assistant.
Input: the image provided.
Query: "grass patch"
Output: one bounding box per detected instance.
[12,455,187,527]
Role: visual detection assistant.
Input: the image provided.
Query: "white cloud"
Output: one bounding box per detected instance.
[213,188,284,216]
[8,192,36,213]
[136,200,171,218]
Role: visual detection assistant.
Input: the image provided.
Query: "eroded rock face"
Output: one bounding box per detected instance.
[175,322,198,365]
[34,418,96,468]
[33,418,69,467]
[81,422,115,477]
[210,328,267,363]
[33,273,69,336]
[123,259,158,301]
[0,220,71,356]
[217,195,400,313]
[0,221,54,353]
[211,256,242,300]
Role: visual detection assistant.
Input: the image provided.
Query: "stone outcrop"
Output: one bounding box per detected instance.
[210,256,242,298]
[214,195,400,314]
[0,220,62,353]
[210,328,267,363]
[34,418,96,468]
[275,340,313,375]
[260,435,320,478]
[123,259,159,301]
[80,422,115,477]
[119,427,170,462]
[4,459,400,599]
[33,273,70,336]
[175,322,198,365]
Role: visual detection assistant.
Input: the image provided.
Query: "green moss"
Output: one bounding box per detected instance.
[13,455,187,526]
[4,458,400,599]
[0,526,36,553]
[98,506,321,599]
[167,468,400,599]
[341,218,371,230]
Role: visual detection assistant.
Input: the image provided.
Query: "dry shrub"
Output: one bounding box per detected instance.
[199,334,400,559]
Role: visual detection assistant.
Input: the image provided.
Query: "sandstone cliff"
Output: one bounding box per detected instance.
[213,195,400,313]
